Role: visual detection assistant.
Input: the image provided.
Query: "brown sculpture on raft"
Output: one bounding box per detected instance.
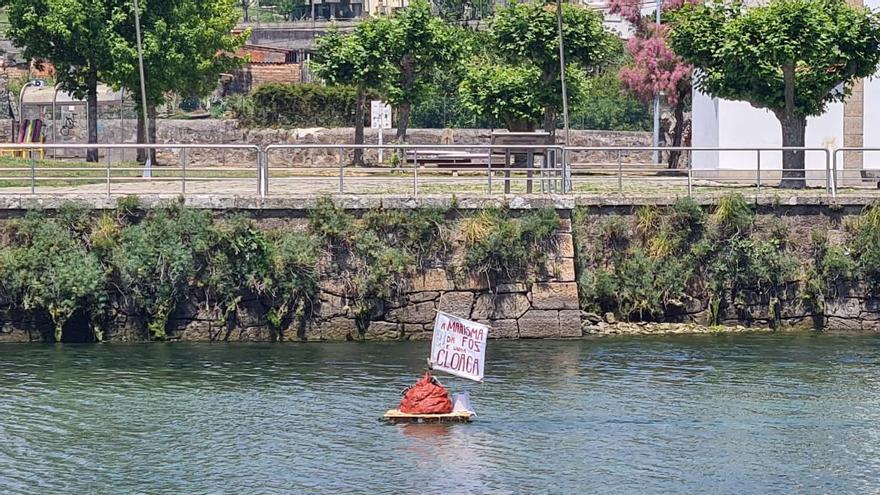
[398,371,453,414]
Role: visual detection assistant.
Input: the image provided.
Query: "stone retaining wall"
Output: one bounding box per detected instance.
[0,117,652,165]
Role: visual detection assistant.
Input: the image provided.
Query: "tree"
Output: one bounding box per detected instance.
[490,1,617,136]
[459,61,547,131]
[2,0,119,162]
[104,0,246,163]
[312,26,390,165]
[376,0,459,142]
[609,0,697,168]
[240,0,256,22]
[670,0,880,188]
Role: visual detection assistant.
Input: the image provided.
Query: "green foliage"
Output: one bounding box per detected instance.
[570,71,652,131]
[847,202,880,292]
[308,197,450,328]
[489,0,618,128]
[458,62,547,131]
[670,0,880,119]
[577,194,798,324]
[0,211,105,342]
[102,0,247,111]
[710,193,754,236]
[233,83,373,127]
[112,205,216,338]
[459,208,560,284]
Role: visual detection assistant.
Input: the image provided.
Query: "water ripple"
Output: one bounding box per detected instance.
[1,335,880,494]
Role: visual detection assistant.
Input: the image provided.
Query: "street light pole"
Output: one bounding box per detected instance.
[556,0,571,191]
[652,0,661,164]
[133,0,151,177]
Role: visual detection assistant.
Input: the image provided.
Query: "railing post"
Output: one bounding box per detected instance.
[413,149,419,198]
[106,147,112,198]
[29,149,35,194]
[338,146,344,194]
[825,149,836,198]
[831,149,840,198]
[181,147,188,196]
[260,147,268,198]
[687,159,693,198]
[617,150,623,195]
[563,148,570,194]
[756,149,761,194]
[487,144,493,194]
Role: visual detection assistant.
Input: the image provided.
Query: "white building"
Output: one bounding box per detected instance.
[692,0,880,178]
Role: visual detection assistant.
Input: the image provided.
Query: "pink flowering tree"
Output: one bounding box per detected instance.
[609,0,697,168]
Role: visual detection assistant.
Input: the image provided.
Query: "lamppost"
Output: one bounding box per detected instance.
[652,0,661,164]
[556,0,571,192]
[133,0,151,177]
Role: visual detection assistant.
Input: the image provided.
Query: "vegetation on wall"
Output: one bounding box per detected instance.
[575,195,880,328]
[0,197,559,342]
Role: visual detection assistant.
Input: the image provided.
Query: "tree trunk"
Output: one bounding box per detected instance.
[779,113,807,189]
[353,86,365,166]
[242,1,250,22]
[86,69,99,163]
[147,105,157,165]
[543,107,556,139]
[396,101,410,142]
[667,97,686,169]
[778,61,806,189]
[136,105,157,165]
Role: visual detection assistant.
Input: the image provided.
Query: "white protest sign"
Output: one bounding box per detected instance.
[370,100,391,129]
[430,311,488,382]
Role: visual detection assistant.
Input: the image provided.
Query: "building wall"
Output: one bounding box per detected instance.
[693,0,880,173]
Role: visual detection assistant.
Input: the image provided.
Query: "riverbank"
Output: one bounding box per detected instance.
[2,192,880,343]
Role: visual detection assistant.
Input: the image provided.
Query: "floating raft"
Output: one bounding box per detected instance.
[382,409,474,424]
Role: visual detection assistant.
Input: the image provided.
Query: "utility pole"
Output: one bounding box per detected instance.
[556,0,571,191]
[652,0,661,164]
[133,0,151,177]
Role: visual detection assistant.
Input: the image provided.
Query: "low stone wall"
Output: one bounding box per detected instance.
[0,117,652,166]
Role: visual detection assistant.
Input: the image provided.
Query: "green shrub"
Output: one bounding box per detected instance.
[459,208,560,284]
[0,213,106,341]
[111,205,216,339]
[234,83,378,128]
[710,193,754,236]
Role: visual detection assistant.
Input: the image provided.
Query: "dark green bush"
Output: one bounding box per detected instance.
[0,211,106,342]
[233,83,377,128]
[459,208,561,284]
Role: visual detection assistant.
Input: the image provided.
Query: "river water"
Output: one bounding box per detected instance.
[1,334,880,494]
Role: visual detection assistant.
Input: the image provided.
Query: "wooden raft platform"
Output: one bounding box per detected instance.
[382,409,474,424]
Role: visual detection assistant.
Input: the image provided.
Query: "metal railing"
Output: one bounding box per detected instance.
[0,143,261,197]
[264,144,566,197]
[1,142,874,199]
[566,146,834,197]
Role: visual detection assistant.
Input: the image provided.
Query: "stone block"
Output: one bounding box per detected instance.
[531,282,579,310]
[553,233,575,258]
[478,318,518,339]
[409,268,452,292]
[409,291,440,304]
[319,278,347,296]
[472,293,530,320]
[385,301,437,325]
[558,310,582,337]
[365,321,402,340]
[496,283,528,294]
[316,317,358,341]
[542,257,576,283]
[455,272,491,291]
[826,298,861,319]
[438,291,475,317]
[517,310,559,338]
